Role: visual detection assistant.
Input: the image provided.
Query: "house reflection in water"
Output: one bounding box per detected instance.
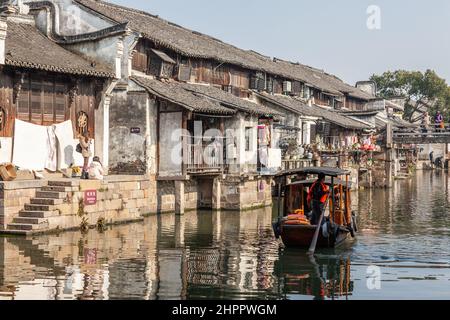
[0,208,353,300]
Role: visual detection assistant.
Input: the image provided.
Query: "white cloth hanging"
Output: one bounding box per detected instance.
[54,120,77,169]
[45,125,57,171]
[12,119,48,170]
[12,119,87,171]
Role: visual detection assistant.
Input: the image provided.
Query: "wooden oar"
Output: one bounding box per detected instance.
[308,196,329,255]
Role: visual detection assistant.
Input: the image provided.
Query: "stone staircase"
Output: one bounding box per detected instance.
[6,180,76,235]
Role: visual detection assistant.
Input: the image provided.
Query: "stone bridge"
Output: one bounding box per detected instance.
[393,127,450,144]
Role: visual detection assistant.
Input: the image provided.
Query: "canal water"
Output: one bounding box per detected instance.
[1,171,450,300]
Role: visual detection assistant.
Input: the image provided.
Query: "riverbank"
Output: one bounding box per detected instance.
[0,171,449,299]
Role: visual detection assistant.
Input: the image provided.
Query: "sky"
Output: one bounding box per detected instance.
[110,0,450,85]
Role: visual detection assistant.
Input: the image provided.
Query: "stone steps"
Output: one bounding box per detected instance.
[13,217,41,225]
[7,223,34,231]
[41,186,74,192]
[35,191,66,199]
[24,203,54,212]
[48,180,79,187]
[19,210,56,218]
[6,180,76,235]
[30,198,64,205]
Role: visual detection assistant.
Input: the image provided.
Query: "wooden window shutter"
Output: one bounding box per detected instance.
[30,79,42,125]
[292,81,302,95]
[55,82,66,123]
[177,65,192,82]
[42,80,54,125]
[17,76,30,122]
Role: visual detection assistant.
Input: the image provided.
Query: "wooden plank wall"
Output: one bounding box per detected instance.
[0,69,98,139]
[0,72,15,137]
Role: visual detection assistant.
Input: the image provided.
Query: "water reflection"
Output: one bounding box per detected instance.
[275,251,353,300]
[0,171,450,300]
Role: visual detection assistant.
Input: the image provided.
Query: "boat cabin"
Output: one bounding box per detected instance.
[273,167,357,248]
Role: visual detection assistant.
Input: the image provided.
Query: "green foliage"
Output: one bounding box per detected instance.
[370,69,450,121]
[77,198,86,217]
[96,217,107,232]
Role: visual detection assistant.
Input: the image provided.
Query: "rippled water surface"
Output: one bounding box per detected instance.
[1,171,450,300]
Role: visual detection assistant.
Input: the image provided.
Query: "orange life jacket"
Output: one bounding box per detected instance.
[307,180,329,204]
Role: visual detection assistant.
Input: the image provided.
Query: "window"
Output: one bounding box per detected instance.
[132,42,148,73]
[245,127,253,151]
[17,75,69,126]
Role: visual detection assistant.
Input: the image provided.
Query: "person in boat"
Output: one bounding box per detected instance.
[307,173,330,225]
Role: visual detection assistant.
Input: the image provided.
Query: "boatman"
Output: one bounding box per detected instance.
[307,173,330,225]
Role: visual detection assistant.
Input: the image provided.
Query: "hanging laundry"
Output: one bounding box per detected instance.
[12,119,48,170]
[45,125,58,172]
[54,120,77,169]
[12,119,87,171]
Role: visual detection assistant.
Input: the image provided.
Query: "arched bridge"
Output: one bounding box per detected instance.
[393,125,450,144]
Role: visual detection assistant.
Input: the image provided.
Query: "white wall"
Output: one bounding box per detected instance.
[0,137,12,163]
[159,112,182,177]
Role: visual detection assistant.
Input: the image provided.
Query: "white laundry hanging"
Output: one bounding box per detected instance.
[12,119,49,170]
[12,119,88,171]
[54,120,77,170]
[45,125,57,171]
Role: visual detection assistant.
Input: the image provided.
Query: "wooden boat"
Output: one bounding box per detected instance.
[272,167,358,249]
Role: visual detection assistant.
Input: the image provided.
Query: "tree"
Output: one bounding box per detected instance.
[370,70,450,122]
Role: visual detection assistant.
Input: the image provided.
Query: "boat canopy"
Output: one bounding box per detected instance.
[286,178,353,187]
[275,167,351,178]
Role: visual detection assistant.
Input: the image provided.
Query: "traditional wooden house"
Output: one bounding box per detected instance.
[18,0,378,212]
[0,10,115,167]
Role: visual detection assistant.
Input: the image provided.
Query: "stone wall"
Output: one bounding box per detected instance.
[155,180,199,213]
[0,180,46,231]
[2,173,274,235]
[109,91,149,174]
[1,176,158,235]
[220,176,273,211]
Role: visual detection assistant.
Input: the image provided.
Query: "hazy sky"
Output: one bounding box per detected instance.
[110,0,450,85]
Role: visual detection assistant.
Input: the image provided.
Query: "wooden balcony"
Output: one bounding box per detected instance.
[184,142,224,175]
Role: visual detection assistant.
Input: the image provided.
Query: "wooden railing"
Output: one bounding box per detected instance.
[281,159,313,171]
[185,142,223,174]
[393,124,450,143]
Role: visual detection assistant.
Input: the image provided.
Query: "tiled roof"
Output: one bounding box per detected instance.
[75,0,375,100]
[4,19,114,77]
[180,83,283,118]
[257,93,372,130]
[131,76,236,115]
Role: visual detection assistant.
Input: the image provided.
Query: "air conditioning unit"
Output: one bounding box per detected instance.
[283,81,292,93]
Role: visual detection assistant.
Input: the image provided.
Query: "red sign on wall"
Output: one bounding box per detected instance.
[84,190,97,205]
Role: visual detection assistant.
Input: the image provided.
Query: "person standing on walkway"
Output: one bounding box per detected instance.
[435,111,444,131]
[78,131,92,180]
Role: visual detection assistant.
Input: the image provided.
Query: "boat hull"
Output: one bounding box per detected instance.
[279,224,351,248]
